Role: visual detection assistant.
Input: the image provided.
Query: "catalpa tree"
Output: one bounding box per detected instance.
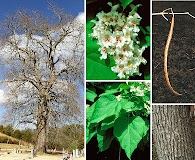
[0,4,84,153]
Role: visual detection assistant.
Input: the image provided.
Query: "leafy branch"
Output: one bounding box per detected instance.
[86,82,150,159]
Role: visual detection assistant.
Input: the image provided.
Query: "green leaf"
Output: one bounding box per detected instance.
[86,102,96,120]
[97,128,114,152]
[104,83,120,90]
[86,53,117,80]
[129,4,142,15]
[86,20,99,54]
[86,125,96,144]
[86,88,97,102]
[99,88,119,96]
[119,83,130,90]
[86,20,117,80]
[140,26,150,35]
[90,95,121,123]
[99,83,120,96]
[119,99,135,112]
[114,116,149,159]
[144,73,150,80]
[145,36,150,47]
[146,26,150,32]
[119,0,133,10]
[101,115,117,130]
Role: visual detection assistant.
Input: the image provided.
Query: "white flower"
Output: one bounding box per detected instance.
[113,31,126,48]
[127,13,141,28]
[130,85,144,96]
[98,31,114,48]
[144,101,150,113]
[116,95,122,101]
[99,47,108,59]
[130,86,137,92]
[123,26,138,42]
[120,44,134,57]
[96,11,109,23]
[136,86,145,96]
[110,11,124,26]
[111,64,126,79]
[114,52,128,65]
[89,2,148,79]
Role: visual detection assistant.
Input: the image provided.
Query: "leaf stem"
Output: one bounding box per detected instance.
[119,146,121,160]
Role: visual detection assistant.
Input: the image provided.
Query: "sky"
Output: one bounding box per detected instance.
[0,0,84,125]
[0,0,84,20]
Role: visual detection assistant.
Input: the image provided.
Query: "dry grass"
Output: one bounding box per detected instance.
[0,132,29,146]
[0,143,30,150]
[0,152,85,160]
[0,133,85,160]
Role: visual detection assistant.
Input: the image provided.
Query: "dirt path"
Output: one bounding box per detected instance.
[0,152,84,160]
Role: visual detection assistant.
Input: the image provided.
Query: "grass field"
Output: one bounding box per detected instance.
[0,132,29,146]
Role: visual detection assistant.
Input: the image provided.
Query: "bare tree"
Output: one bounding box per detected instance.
[47,124,84,151]
[0,4,84,153]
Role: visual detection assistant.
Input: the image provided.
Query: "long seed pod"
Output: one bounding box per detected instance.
[164,10,181,95]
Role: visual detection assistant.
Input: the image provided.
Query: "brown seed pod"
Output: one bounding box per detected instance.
[163,9,181,95]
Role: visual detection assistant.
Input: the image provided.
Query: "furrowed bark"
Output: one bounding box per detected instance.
[153,105,195,160]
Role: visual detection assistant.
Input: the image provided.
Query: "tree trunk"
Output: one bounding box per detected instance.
[153,105,195,160]
[36,122,47,153]
[35,97,49,153]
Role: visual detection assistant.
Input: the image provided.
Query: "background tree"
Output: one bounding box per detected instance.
[2,124,13,136]
[152,105,195,160]
[0,3,84,153]
[60,124,84,150]
[12,129,22,140]
[0,125,3,132]
[21,129,34,143]
[47,124,84,151]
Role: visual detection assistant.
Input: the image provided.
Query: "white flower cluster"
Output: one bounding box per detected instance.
[129,82,150,114]
[129,82,150,96]
[130,85,145,96]
[144,101,150,115]
[90,2,147,79]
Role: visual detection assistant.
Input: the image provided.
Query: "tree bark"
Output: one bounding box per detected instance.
[153,105,195,160]
[35,96,49,153]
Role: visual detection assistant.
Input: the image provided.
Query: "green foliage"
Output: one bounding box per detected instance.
[86,53,117,80]
[120,0,133,10]
[86,82,150,159]
[114,116,149,159]
[86,21,117,80]
[2,124,13,136]
[144,74,150,80]
[21,129,33,143]
[140,26,150,47]
[12,130,22,139]
[0,125,3,132]
[86,87,97,102]
[0,123,84,150]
